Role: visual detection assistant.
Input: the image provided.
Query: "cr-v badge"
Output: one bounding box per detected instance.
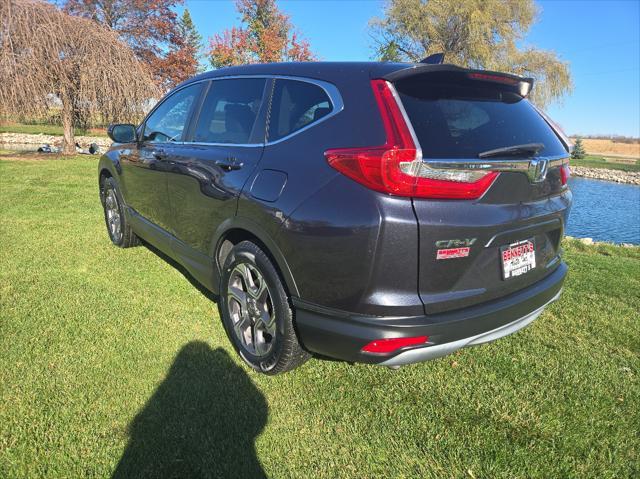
[435,238,477,260]
[435,238,477,248]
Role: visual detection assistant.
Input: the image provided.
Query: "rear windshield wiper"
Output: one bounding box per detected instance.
[478,143,544,159]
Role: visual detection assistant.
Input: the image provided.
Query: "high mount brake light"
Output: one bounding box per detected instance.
[324,79,498,200]
[467,72,533,97]
[467,72,519,85]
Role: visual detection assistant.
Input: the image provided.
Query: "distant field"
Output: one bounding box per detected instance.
[574,138,640,160]
[571,155,640,172]
[0,122,107,137]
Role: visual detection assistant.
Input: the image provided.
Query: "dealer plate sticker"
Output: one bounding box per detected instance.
[501,239,536,280]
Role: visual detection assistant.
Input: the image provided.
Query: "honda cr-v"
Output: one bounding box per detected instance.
[99,62,572,374]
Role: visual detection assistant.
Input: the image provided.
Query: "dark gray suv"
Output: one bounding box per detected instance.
[99,62,572,374]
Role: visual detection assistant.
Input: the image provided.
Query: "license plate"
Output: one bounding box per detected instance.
[500,239,536,280]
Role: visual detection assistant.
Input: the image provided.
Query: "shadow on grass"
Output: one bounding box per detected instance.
[112,342,268,479]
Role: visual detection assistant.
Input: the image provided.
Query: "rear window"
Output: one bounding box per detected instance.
[395,79,566,159]
[268,79,332,142]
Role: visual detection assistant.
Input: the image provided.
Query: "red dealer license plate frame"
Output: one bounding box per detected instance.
[500,238,536,280]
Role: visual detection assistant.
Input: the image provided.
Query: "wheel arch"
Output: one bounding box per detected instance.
[212,218,300,298]
[98,166,112,188]
[97,155,120,186]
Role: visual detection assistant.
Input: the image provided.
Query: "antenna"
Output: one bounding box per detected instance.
[420,53,445,64]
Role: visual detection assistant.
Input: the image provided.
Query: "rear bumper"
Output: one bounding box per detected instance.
[293,262,567,365]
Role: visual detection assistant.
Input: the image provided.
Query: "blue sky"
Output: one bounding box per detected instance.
[183,0,640,137]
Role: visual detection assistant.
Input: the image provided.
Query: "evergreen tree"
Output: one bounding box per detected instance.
[572,137,586,159]
[178,9,204,72]
[179,10,203,55]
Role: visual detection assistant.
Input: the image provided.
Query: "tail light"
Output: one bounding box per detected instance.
[560,164,571,185]
[361,335,429,355]
[324,79,498,199]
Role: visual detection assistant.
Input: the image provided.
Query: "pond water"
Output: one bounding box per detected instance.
[566,177,640,244]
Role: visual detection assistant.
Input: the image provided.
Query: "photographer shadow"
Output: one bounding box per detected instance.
[112,342,268,479]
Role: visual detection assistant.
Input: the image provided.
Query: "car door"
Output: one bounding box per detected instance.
[166,77,270,256]
[120,83,203,232]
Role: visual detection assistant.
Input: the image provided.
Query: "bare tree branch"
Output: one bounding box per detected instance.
[0,0,158,153]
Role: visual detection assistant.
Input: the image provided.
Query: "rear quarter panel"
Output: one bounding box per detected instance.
[236,71,424,316]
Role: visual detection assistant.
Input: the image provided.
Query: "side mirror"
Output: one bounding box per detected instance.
[108,124,137,143]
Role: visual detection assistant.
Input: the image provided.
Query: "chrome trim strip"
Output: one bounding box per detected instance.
[140,74,344,148]
[263,77,344,146]
[163,141,263,148]
[379,290,562,367]
[386,80,423,160]
[421,155,569,183]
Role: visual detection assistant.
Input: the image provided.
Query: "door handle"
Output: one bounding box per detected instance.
[152,149,166,160]
[215,158,243,171]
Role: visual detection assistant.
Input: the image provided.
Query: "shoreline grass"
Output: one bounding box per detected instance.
[1,158,638,478]
[0,122,107,138]
[571,155,640,172]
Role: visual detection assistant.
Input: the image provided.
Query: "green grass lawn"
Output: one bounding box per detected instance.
[1,157,638,478]
[0,123,107,137]
[571,155,640,172]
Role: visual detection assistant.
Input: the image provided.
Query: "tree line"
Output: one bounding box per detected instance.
[0,0,574,154]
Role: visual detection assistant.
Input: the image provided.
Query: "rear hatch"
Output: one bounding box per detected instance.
[389,67,571,314]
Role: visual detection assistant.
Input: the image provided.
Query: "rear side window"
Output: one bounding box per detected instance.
[395,79,567,159]
[192,78,266,144]
[268,79,332,142]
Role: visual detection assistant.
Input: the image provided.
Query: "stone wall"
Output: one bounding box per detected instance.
[0,132,112,149]
[570,166,640,185]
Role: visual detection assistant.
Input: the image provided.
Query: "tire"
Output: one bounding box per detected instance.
[219,241,310,375]
[100,176,140,248]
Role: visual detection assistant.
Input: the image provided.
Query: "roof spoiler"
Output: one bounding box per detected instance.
[382,64,534,98]
[419,53,445,64]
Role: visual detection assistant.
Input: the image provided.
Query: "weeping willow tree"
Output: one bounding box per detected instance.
[370,0,573,108]
[0,0,158,153]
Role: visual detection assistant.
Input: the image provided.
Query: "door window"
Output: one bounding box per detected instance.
[142,83,202,143]
[268,80,332,142]
[192,78,267,144]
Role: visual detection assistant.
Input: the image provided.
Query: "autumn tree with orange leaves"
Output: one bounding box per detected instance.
[208,0,315,68]
[63,0,199,88]
[1,0,158,154]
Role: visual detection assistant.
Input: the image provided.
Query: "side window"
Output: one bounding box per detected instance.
[143,84,202,143]
[192,78,266,144]
[268,80,332,142]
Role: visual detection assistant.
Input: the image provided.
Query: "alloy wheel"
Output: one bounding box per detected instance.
[227,263,276,357]
[104,187,122,243]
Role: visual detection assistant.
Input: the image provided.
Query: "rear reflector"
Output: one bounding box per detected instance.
[361,336,429,354]
[325,79,498,199]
